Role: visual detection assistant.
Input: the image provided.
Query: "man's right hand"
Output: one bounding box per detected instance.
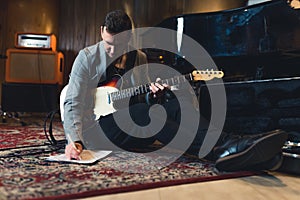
[65,142,83,160]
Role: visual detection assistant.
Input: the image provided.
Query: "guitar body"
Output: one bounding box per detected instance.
[60,85,118,121]
[94,86,118,119]
[59,85,68,122]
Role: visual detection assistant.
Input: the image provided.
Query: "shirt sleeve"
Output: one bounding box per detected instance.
[62,50,90,143]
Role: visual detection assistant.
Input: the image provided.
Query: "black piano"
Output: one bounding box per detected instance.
[145,0,300,81]
[143,0,300,174]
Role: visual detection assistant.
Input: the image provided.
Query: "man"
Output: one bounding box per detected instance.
[62,10,287,172]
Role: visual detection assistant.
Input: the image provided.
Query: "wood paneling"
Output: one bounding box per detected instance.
[0,0,8,102]
[0,0,8,55]
[6,0,59,49]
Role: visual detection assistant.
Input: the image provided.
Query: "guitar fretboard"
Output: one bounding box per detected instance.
[110,73,192,101]
[108,69,224,102]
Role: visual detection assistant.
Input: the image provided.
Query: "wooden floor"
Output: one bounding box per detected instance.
[83,172,300,200]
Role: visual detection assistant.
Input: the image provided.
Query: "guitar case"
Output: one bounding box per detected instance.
[278,131,300,175]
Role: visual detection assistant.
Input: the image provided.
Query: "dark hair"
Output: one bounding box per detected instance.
[103,10,132,34]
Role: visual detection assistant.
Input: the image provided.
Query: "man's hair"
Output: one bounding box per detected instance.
[103,10,132,34]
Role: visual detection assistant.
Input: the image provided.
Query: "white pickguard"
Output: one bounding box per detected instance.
[93,86,119,119]
[60,85,119,121]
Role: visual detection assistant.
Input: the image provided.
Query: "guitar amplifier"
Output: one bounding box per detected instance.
[5,49,64,85]
[1,83,59,112]
[15,33,57,51]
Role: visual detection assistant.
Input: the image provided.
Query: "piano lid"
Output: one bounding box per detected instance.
[154,0,300,57]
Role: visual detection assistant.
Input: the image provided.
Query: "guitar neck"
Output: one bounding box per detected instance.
[109,69,224,101]
[110,73,192,101]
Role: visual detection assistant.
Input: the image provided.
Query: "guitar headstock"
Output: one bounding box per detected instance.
[192,70,224,81]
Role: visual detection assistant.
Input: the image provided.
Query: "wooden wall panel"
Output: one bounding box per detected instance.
[58,0,139,52]
[6,0,59,49]
[0,0,8,55]
[0,0,8,102]
[58,0,106,82]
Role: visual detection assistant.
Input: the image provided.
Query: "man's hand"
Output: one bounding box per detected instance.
[149,78,169,98]
[65,142,83,160]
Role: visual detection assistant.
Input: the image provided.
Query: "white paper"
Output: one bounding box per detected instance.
[45,150,112,164]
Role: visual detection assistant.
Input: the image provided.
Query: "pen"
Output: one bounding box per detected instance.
[67,134,82,160]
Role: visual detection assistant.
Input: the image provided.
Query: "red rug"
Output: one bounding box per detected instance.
[0,124,258,200]
[0,123,65,149]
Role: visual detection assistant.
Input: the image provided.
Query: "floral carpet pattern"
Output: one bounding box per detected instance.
[0,121,257,200]
[0,124,64,149]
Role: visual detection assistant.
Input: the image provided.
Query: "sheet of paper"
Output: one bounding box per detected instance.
[45,150,112,164]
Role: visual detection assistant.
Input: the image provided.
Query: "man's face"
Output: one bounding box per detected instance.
[101,26,131,58]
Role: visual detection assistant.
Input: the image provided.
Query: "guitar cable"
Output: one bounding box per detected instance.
[0,110,66,158]
[43,109,66,147]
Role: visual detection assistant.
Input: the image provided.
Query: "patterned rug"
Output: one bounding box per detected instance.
[0,121,258,200]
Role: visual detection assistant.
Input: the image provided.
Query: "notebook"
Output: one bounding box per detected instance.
[45,150,112,164]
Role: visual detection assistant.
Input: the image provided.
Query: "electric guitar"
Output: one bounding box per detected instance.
[60,69,224,121]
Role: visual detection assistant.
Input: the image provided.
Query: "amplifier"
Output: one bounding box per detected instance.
[5,49,64,85]
[1,83,59,112]
[15,33,57,51]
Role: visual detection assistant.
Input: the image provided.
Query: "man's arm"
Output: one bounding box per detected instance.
[63,50,90,159]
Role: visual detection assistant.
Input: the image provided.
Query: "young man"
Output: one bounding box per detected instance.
[62,10,287,171]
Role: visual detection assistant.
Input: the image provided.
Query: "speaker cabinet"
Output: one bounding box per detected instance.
[1,83,59,112]
[5,49,64,84]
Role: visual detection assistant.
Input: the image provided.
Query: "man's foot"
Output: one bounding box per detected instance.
[214,129,287,172]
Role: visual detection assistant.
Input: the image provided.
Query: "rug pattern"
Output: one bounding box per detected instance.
[0,124,256,200]
[0,124,64,149]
